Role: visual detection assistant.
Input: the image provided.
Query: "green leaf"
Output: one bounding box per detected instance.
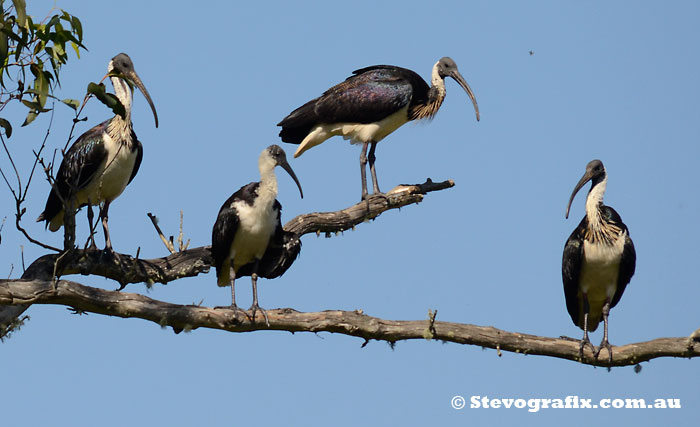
[70,41,80,58]
[22,110,37,126]
[45,15,60,31]
[29,63,49,108]
[71,15,83,41]
[21,99,41,110]
[0,14,7,68]
[11,0,26,29]
[20,99,51,112]
[0,32,7,69]
[0,117,13,137]
[61,98,79,111]
[87,82,125,119]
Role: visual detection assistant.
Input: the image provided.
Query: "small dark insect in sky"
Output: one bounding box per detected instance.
[529,50,534,56]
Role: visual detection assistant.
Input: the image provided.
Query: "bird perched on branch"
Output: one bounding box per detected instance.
[562,159,636,362]
[278,57,479,200]
[37,53,158,250]
[212,145,303,324]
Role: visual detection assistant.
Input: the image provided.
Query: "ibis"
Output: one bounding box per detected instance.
[562,160,636,362]
[211,145,303,324]
[37,53,158,250]
[278,57,479,200]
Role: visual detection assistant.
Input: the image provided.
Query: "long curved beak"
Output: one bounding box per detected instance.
[565,171,594,219]
[123,69,159,128]
[280,160,304,199]
[449,70,480,122]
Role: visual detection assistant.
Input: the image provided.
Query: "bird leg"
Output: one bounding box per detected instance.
[249,260,269,327]
[99,201,113,251]
[579,295,595,360]
[85,201,98,250]
[230,278,237,308]
[359,142,370,200]
[214,266,242,322]
[368,141,382,195]
[594,299,613,364]
[228,272,243,321]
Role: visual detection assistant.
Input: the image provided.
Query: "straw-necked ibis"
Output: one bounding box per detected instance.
[278,57,479,199]
[211,145,303,324]
[37,53,158,250]
[562,159,636,362]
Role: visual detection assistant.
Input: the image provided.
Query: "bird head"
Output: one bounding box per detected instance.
[265,145,304,199]
[565,159,607,219]
[436,57,480,122]
[107,53,159,128]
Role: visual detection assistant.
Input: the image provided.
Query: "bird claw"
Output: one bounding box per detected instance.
[594,339,614,365]
[361,192,389,215]
[578,337,595,360]
[214,304,243,323]
[249,304,270,327]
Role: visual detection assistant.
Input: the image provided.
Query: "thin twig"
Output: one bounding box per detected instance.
[177,210,189,252]
[147,212,175,254]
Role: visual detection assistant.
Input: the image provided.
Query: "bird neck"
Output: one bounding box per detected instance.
[409,63,446,121]
[257,154,279,207]
[430,61,447,100]
[107,76,134,147]
[585,176,606,224]
[110,75,133,119]
[584,175,621,243]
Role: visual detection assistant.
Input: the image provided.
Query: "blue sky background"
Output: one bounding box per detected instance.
[1,0,699,425]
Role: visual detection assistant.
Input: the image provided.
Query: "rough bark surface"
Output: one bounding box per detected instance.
[1,278,698,367]
[2,179,698,367]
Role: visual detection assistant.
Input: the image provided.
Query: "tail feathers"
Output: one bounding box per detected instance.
[279,125,313,145]
[37,190,64,232]
[278,98,320,144]
[216,259,231,287]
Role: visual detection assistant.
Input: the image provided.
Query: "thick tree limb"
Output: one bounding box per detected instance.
[1,278,698,367]
[0,179,453,336]
[22,178,456,288]
[4,178,697,368]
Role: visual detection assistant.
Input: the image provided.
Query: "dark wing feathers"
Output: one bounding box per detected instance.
[605,206,636,309]
[212,185,301,281]
[237,200,302,279]
[278,66,427,144]
[562,207,636,329]
[211,182,260,271]
[38,120,109,223]
[211,202,241,279]
[128,134,143,185]
[562,216,587,328]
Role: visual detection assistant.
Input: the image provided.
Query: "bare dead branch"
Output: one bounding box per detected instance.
[2,179,698,366]
[284,178,454,236]
[0,278,697,367]
[147,212,176,254]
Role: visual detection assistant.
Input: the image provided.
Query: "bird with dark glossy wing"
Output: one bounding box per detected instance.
[211,145,303,325]
[562,159,636,363]
[278,57,479,200]
[37,53,158,250]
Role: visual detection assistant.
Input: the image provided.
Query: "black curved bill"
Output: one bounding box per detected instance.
[565,171,595,219]
[449,70,480,122]
[123,69,159,128]
[280,160,303,199]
